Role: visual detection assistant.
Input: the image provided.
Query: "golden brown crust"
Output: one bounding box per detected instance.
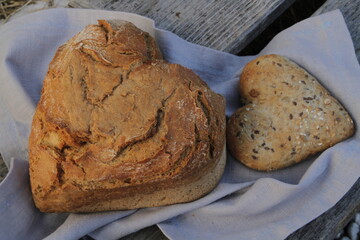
[227,54,355,171]
[29,20,226,212]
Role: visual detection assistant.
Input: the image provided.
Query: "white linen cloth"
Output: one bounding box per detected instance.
[0,8,359,240]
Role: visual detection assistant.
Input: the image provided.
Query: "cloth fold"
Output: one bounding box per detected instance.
[0,8,359,240]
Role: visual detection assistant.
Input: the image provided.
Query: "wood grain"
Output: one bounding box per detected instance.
[68,0,296,54]
[119,225,168,240]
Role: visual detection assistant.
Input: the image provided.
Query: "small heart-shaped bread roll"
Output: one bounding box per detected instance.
[227,54,355,171]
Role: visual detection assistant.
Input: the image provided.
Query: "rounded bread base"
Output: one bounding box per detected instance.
[67,143,226,212]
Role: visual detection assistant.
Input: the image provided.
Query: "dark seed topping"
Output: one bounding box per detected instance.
[289,114,293,120]
[293,101,297,106]
[301,80,306,85]
[254,130,260,134]
[303,97,313,101]
[256,61,260,65]
[299,112,303,117]
[252,155,258,160]
[314,135,320,139]
[251,134,255,140]
[288,136,292,141]
[264,147,270,150]
[277,63,282,67]
[249,89,260,97]
[252,149,258,154]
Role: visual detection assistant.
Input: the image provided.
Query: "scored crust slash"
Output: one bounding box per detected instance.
[227,54,355,171]
[28,20,226,212]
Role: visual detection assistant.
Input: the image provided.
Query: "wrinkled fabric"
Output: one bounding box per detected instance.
[0,8,359,240]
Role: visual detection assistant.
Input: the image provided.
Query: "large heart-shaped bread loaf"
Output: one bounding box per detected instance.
[227,54,355,171]
[29,20,226,212]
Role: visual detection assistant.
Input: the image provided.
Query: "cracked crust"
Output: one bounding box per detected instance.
[29,20,226,212]
[227,54,355,171]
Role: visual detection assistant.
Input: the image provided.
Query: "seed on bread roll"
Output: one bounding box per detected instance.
[29,20,226,212]
[227,54,354,171]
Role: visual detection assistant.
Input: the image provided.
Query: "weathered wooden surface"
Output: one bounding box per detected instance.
[314,0,360,63]
[68,0,296,54]
[119,225,168,240]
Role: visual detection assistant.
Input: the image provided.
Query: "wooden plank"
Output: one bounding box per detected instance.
[313,0,360,63]
[68,0,296,54]
[119,225,168,240]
